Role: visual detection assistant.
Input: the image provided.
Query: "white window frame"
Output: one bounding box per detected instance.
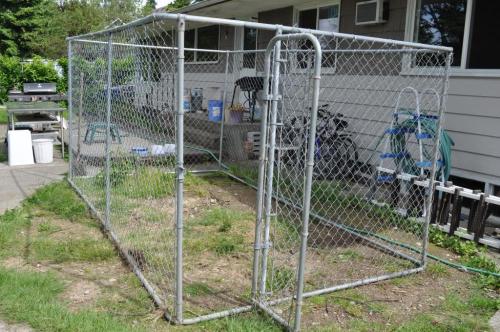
[293,0,341,73]
[404,0,500,77]
[185,25,221,65]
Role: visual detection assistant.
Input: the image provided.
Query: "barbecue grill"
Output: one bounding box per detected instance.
[8,83,66,102]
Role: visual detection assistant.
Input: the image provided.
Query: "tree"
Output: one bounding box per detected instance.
[165,0,192,12]
[142,0,156,15]
[0,0,55,57]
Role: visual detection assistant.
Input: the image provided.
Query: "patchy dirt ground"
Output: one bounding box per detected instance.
[0,176,497,332]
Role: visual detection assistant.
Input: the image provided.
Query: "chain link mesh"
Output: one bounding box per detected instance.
[68,16,451,330]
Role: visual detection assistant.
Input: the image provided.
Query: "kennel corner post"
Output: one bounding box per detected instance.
[104,33,113,230]
[175,15,186,324]
[420,51,452,267]
[292,34,322,332]
[67,40,73,180]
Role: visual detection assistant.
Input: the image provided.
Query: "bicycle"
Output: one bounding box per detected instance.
[279,104,359,180]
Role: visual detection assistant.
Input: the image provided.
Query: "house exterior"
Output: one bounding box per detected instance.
[157,0,500,194]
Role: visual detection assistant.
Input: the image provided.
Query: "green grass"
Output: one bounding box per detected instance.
[184,282,214,296]
[426,262,451,278]
[0,149,6,163]
[0,268,144,332]
[0,179,498,331]
[37,220,62,234]
[266,265,295,292]
[0,208,31,258]
[198,314,282,332]
[186,208,250,256]
[31,238,115,263]
[0,105,7,124]
[26,181,88,221]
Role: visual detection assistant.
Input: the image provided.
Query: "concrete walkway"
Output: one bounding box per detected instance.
[0,160,67,214]
[0,123,67,214]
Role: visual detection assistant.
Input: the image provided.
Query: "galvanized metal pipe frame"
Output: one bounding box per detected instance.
[258,27,282,297]
[67,40,73,180]
[67,13,452,53]
[104,34,113,230]
[175,16,186,324]
[252,32,323,331]
[67,13,452,331]
[420,53,452,267]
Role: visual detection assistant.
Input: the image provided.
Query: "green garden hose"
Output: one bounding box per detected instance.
[389,110,454,180]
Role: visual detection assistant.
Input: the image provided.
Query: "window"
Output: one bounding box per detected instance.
[411,0,500,70]
[185,25,220,63]
[298,5,340,32]
[297,4,340,68]
[243,27,257,68]
[467,1,500,69]
[414,0,466,66]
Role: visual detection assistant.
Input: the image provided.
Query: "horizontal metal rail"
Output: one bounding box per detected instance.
[67,13,452,52]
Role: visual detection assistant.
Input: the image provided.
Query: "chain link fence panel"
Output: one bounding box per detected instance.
[67,14,451,331]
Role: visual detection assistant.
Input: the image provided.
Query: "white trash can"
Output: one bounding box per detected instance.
[32,139,54,164]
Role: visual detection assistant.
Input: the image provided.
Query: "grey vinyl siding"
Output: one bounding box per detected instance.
[257,6,294,49]
[152,0,500,186]
[444,76,500,184]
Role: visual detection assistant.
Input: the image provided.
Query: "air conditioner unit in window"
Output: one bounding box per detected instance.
[355,0,389,25]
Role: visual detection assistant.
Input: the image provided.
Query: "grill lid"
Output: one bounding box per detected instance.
[23,83,57,94]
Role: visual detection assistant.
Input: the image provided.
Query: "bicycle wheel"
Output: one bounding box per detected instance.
[316,136,358,180]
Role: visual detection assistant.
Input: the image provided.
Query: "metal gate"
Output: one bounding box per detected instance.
[252,33,322,331]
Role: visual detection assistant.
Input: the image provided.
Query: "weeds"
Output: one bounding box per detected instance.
[37,221,62,234]
[266,266,295,292]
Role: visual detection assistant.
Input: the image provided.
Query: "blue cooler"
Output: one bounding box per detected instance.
[208,100,223,122]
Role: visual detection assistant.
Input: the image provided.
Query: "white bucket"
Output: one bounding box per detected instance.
[32,138,53,164]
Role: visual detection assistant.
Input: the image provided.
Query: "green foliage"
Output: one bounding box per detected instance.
[0,0,55,57]
[1,0,147,59]
[0,55,68,103]
[0,55,21,101]
[165,0,192,11]
[22,56,59,84]
[214,237,239,255]
[142,0,157,15]
[57,57,68,92]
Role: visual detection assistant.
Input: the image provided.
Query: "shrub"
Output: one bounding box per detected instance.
[21,56,59,86]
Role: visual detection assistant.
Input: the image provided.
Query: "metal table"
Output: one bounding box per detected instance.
[5,101,65,158]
